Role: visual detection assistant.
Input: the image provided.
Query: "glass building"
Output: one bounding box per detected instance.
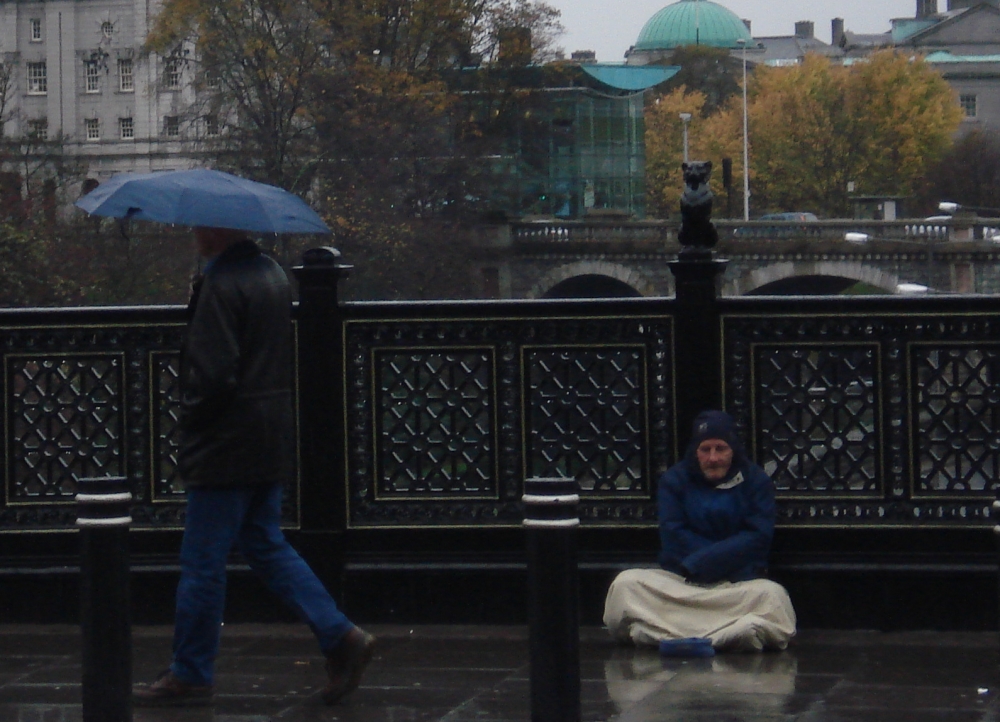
[453,64,678,220]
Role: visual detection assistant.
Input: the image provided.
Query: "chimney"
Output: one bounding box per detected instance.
[497,26,532,66]
[917,0,938,17]
[742,19,752,34]
[832,18,845,47]
[795,21,815,39]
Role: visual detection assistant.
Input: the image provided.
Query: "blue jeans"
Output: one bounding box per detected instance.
[170,483,353,686]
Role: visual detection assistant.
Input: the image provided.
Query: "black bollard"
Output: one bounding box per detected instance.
[524,476,581,722]
[76,476,133,722]
[994,495,1000,658]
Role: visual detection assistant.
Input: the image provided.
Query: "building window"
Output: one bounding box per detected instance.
[27,119,48,140]
[85,118,100,141]
[85,62,101,93]
[164,116,179,137]
[204,114,219,137]
[164,58,181,90]
[27,62,47,95]
[119,117,134,140]
[118,58,133,92]
[960,94,978,118]
[30,19,42,42]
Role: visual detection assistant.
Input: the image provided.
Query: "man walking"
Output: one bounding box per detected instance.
[133,226,373,707]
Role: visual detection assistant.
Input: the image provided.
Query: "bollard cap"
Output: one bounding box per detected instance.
[76,476,132,528]
[523,477,578,498]
[76,476,130,496]
[523,477,579,528]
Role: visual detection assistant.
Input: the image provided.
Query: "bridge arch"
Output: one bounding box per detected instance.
[529,261,656,299]
[728,260,900,296]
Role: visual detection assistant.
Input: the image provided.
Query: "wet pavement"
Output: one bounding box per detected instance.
[1,624,999,721]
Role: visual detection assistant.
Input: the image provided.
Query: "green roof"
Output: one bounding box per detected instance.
[891,18,937,43]
[635,0,753,51]
[581,64,680,91]
[925,50,1000,63]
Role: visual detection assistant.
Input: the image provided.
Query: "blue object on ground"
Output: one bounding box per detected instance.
[659,637,715,658]
[75,168,330,234]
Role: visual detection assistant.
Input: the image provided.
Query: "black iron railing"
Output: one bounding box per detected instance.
[722,296,1000,528]
[0,306,298,532]
[341,302,674,528]
[1,293,998,534]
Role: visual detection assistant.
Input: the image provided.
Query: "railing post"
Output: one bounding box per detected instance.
[292,247,352,533]
[669,257,727,443]
[76,475,132,722]
[523,476,580,722]
[669,162,728,449]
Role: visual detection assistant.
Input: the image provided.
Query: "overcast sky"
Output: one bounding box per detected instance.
[546,0,918,63]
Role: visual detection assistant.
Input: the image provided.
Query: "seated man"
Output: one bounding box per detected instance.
[604,410,796,652]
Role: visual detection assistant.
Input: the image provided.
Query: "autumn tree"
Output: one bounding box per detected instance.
[644,87,709,218]
[655,46,741,115]
[144,0,562,298]
[917,128,1000,214]
[647,51,962,219]
[0,57,92,305]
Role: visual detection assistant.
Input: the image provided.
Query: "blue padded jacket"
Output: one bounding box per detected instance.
[656,457,776,584]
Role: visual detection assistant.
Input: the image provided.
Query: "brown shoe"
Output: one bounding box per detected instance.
[133,669,213,707]
[321,627,376,705]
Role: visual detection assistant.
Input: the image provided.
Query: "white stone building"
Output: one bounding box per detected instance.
[0,0,205,187]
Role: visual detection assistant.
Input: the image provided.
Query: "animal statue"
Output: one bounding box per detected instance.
[678,161,719,252]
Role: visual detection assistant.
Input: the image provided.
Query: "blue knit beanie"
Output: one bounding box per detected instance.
[689,410,740,451]
[684,409,747,473]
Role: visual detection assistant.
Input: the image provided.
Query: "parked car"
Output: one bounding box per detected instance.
[734,211,819,237]
[758,212,819,222]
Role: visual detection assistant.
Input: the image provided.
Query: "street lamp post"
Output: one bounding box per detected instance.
[939,201,1000,218]
[679,113,692,163]
[737,39,750,221]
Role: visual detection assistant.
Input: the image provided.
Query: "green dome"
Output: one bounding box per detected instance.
[635,0,753,51]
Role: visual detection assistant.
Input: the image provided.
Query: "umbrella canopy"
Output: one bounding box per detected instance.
[75,168,330,235]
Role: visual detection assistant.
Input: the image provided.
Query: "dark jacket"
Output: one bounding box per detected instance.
[657,451,776,584]
[177,239,295,488]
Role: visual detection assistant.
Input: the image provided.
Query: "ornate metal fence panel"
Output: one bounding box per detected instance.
[152,352,184,499]
[7,354,125,504]
[724,308,1000,528]
[525,346,648,495]
[752,344,880,496]
[344,313,674,527]
[911,344,1000,496]
[0,313,300,532]
[376,349,497,497]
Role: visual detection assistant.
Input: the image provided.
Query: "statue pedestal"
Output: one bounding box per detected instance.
[668,255,728,450]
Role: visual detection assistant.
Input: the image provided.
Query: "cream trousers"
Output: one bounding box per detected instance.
[603,568,796,651]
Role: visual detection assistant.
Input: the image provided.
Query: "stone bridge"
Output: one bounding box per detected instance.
[476,219,1000,298]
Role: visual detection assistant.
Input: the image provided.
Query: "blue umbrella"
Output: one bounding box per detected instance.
[75,168,330,234]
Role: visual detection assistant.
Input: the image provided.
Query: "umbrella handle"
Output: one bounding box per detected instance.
[118,219,132,246]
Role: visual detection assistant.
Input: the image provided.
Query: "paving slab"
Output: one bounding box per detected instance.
[0,625,998,721]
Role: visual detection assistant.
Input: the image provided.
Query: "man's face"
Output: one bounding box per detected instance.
[696,439,733,482]
[193,227,236,259]
[193,227,217,258]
